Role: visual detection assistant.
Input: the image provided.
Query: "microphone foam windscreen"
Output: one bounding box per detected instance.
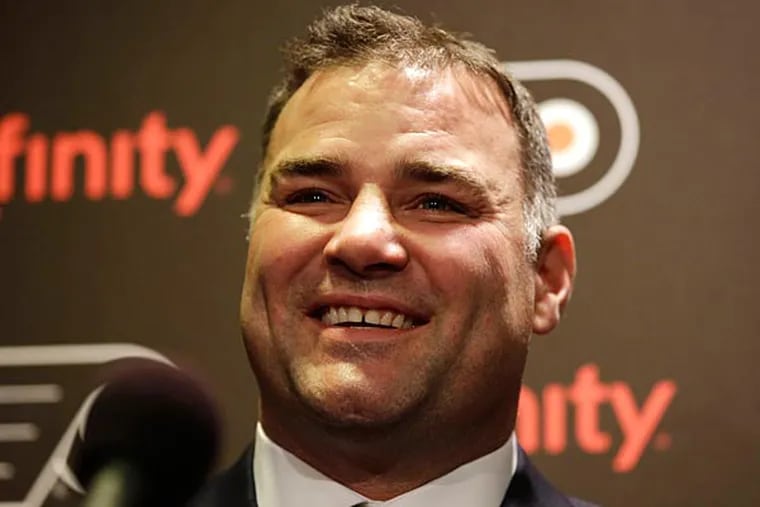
[75,359,221,505]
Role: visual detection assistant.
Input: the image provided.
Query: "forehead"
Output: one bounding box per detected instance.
[264,62,521,189]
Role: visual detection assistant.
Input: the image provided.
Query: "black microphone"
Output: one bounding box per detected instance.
[74,359,221,507]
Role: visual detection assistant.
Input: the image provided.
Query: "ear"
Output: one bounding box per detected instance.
[532,225,576,335]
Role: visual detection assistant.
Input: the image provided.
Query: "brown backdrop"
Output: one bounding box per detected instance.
[2,1,758,506]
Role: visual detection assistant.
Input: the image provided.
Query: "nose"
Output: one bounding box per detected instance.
[323,186,409,278]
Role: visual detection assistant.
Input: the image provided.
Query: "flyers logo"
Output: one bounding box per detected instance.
[0,344,170,507]
[506,59,641,216]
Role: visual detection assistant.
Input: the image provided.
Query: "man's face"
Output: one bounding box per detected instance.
[241,63,538,432]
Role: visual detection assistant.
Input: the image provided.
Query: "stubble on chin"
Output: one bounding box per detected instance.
[285,344,440,432]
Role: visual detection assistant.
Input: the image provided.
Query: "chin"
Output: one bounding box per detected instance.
[310,403,403,431]
[291,362,426,431]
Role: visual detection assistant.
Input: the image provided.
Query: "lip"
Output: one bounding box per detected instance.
[306,293,432,326]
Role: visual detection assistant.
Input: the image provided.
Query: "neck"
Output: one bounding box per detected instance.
[260,403,515,500]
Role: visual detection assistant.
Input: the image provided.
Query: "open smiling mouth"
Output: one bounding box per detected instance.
[311,306,428,330]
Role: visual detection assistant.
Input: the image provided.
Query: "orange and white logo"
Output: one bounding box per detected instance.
[506,59,641,216]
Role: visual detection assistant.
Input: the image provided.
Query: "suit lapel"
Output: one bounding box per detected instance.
[241,445,259,506]
[500,447,574,507]
[191,445,258,507]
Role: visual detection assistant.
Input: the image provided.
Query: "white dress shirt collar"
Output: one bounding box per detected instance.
[253,423,517,507]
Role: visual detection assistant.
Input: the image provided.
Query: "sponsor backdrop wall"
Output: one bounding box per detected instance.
[1,1,758,506]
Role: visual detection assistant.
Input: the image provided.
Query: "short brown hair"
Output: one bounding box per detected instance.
[259,4,556,259]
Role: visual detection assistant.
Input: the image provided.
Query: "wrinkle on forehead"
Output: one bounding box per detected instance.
[447,65,514,126]
[271,61,514,143]
[343,62,514,127]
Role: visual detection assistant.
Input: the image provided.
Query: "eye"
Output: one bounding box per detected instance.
[416,193,468,214]
[285,188,333,205]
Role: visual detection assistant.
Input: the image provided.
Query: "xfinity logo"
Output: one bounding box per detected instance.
[517,363,677,472]
[0,111,240,216]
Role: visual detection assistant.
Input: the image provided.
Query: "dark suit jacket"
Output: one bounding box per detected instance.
[191,445,597,507]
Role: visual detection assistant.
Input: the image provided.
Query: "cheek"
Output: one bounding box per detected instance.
[250,210,325,274]
[419,225,512,294]
[415,224,533,331]
[241,211,330,383]
[244,210,328,320]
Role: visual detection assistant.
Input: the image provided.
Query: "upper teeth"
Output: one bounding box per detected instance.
[321,306,414,329]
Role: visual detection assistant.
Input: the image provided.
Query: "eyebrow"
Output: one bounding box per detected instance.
[265,156,505,206]
[266,157,345,184]
[393,160,496,203]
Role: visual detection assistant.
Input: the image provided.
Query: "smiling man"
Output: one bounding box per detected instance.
[193,5,591,507]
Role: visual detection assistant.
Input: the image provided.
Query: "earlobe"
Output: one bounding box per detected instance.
[532,225,576,335]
